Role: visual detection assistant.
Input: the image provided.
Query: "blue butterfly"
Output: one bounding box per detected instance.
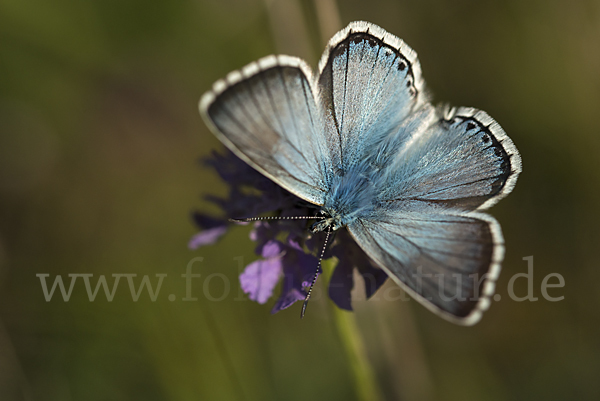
[199,21,521,325]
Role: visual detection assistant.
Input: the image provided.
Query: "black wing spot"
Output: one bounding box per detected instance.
[494,147,502,157]
[406,79,412,88]
[466,122,476,131]
[398,61,406,71]
[482,134,490,143]
[351,35,363,45]
[333,43,347,57]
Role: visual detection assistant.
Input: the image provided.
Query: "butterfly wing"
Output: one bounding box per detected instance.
[378,106,522,210]
[347,105,520,324]
[348,209,503,325]
[317,21,521,211]
[200,55,336,205]
[317,21,429,172]
[200,21,434,205]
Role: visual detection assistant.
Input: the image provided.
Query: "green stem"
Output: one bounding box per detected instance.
[324,260,384,401]
[333,308,384,401]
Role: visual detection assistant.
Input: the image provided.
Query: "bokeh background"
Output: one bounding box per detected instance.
[1,0,599,400]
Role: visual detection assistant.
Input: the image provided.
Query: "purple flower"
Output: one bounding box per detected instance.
[328,230,389,311]
[189,213,228,248]
[191,150,387,312]
[188,226,228,248]
[239,240,285,304]
[270,236,321,313]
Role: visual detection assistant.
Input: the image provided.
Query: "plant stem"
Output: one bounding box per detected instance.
[333,307,385,401]
[324,260,384,401]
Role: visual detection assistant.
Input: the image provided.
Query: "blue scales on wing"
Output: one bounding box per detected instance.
[348,206,504,324]
[317,22,428,173]
[200,55,334,205]
[375,107,521,211]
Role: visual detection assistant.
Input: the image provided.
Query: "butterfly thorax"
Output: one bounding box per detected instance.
[310,170,376,233]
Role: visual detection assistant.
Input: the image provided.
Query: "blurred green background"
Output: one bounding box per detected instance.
[1,0,599,400]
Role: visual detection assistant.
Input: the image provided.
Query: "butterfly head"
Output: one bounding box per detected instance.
[309,212,343,233]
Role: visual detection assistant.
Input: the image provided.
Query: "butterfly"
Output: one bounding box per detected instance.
[199,21,521,325]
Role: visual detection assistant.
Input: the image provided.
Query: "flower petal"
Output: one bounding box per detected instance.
[239,257,283,304]
[261,240,285,259]
[192,212,226,230]
[270,241,321,313]
[188,226,228,249]
[329,255,356,311]
[249,221,271,242]
[271,288,305,313]
[327,233,389,309]
[358,264,388,299]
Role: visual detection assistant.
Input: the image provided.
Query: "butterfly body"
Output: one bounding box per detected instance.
[200,21,521,325]
[319,169,376,228]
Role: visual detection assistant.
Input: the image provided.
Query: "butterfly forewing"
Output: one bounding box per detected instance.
[378,107,521,211]
[317,21,428,172]
[200,56,331,205]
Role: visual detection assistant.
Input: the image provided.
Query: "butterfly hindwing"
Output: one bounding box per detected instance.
[348,210,503,325]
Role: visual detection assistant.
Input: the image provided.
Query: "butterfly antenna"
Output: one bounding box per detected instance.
[301,228,332,319]
[229,216,324,223]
